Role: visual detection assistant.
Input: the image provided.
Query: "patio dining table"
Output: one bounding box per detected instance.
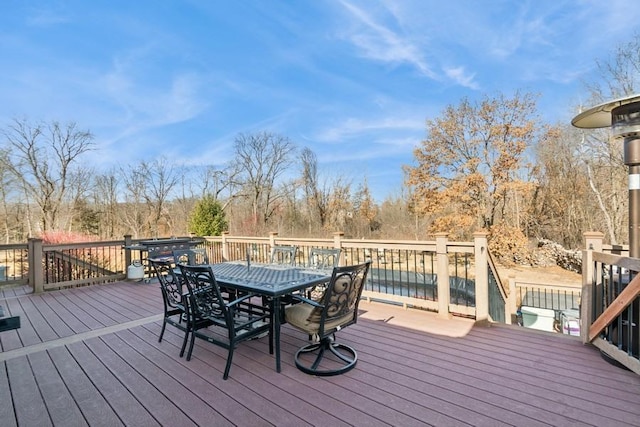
[207,261,332,372]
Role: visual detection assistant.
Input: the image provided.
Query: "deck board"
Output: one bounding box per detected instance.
[47,345,124,426]
[37,292,93,334]
[16,296,60,343]
[28,294,76,337]
[100,332,233,427]
[51,287,126,329]
[166,330,349,427]
[351,321,635,426]
[5,357,52,426]
[5,297,40,349]
[1,281,640,427]
[28,350,88,426]
[66,339,161,426]
[0,362,18,427]
[83,336,196,426]
[140,325,306,426]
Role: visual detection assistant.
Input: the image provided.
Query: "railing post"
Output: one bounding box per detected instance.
[269,232,278,248]
[221,231,230,261]
[28,238,44,293]
[508,275,518,325]
[124,234,133,268]
[435,233,450,319]
[473,231,489,324]
[582,231,604,343]
[333,231,344,265]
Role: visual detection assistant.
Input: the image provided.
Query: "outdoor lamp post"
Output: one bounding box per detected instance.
[572,93,640,257]
[573,94,640,364]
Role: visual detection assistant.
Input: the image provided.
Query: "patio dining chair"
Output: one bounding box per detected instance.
[266,245,301,313]
[305,248,341,299]
[178,263,272,380]
[307,248,341,269]
[150,259,190,357]
[172,247,209,265]
[284,261,371,376]
[269,245,298,265]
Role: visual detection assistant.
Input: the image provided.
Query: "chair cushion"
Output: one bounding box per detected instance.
[285,302,352,334]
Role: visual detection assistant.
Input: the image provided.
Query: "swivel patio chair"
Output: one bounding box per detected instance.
[150,259,190,357]
[269,245,298,265]
[178,263,272,380]
[284,261,371,376]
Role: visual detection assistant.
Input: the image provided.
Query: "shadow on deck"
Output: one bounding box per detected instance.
[1,281,639,426]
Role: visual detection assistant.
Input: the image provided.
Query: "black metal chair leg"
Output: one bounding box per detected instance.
[158,320,167,343]
[179,328,190,358]
[223,347,235,380]
[186,330,197,361]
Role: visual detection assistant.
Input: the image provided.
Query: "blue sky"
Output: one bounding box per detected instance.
[1,1,640,201]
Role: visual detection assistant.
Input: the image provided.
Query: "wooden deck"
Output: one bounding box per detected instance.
[1,281,639,427]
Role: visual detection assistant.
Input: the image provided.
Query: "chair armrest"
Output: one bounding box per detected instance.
[227,292,258,307]
[289,294,324,307]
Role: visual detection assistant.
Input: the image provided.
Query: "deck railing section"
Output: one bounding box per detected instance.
[211,231,503,320]
[582,232,640,374]
[513,283,581,311]
[2,231,509,322]
[40,240,127,291]
[0,243,29,286]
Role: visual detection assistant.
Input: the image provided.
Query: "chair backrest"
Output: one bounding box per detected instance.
[307,248,341,269]
[150,259,182,308]
[310,261,371,336]
[177,264,227,319]
[269,245,298,265]
[173,248,209,266]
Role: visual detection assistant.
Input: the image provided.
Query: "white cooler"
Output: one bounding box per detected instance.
[520,306,556,332]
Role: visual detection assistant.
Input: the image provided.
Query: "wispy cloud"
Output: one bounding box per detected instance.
[316,115,423,143]
[444,66,479,90]
[337,0,437,79]
[97,47,209,143]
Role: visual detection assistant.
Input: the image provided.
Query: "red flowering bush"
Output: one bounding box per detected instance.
[40,231,98,244]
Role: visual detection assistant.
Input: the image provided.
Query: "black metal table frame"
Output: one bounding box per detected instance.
[208,261,331,372]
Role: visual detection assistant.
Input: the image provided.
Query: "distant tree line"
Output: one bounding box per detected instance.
[0,126,381,243]
[0,34,638,260]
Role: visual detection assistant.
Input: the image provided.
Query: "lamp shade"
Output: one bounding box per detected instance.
[571,93,640,129]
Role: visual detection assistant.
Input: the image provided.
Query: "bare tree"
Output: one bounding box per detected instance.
[120,165,148,238]
[586,32,640,103]
[139,157,179,237]
[325,178,352,233]
[0,149,16,243]
[530,124,606,247]
[92,169,120,238]
[200,164,241,206]
[233,132,295,232]
[1,118,94,233]
[300,147,329,229]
